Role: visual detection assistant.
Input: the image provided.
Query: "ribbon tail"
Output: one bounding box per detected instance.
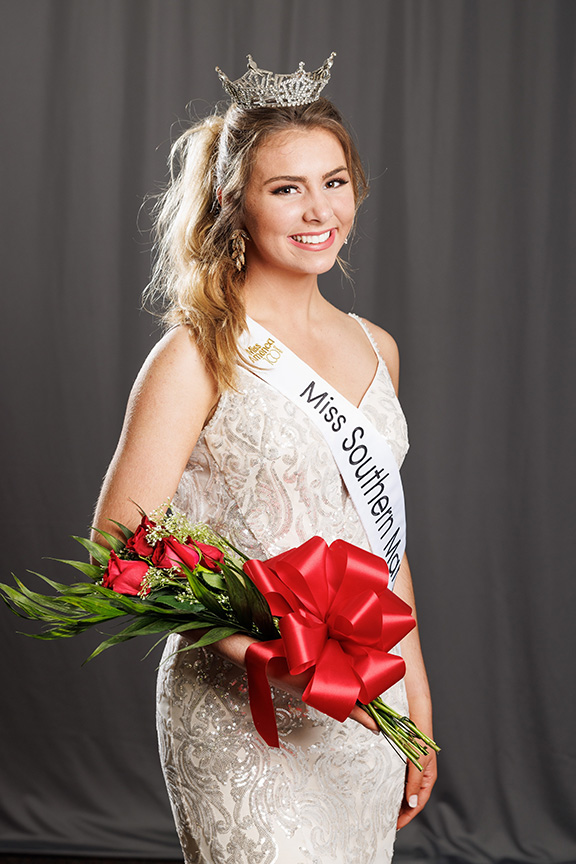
[245,640,288,748]
[303,640,360,722]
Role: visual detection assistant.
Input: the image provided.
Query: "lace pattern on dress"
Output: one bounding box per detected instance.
[157,358,411,864]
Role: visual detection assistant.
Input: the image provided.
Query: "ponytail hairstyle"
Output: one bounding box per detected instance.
[146,98,368,392]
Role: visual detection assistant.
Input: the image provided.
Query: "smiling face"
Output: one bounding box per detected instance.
[242,127,356,279]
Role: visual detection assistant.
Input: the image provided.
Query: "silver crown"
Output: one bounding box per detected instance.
[215,53,336,109]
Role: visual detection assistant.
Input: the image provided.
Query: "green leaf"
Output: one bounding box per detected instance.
[84,617,171,661]
[185,626,242,648]
[57,596,125,618]
[216,535,249,562]
[42,581,105,597]
[27,573,103,599]
[240,570,276,638]
[1,574,130,631]
[46,559,103,580]
[107,519,134,541]
[86,585,151,612]
[25,570,74,591]
[145,591,198,611]
[31,609,126,638]
[89,527,125,553]
[144,617,237,661]
[141,632,171,659]
[72,536,112,566]
[202,571,226,591]
[1,577,79,618]
[180,564,226,618]
[171,619,213,630]
[0,580,45,619]
[222,567,253,630]
[83,612,229,663]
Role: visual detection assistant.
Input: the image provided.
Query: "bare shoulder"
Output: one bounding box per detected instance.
[358,317,400,393]
[129,325,217,413]
[122,323,218,466]
[134,324,212,388]
[93,325,218,533]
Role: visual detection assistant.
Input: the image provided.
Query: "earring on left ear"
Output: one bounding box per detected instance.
[343,236,349,245]
[230,229,249,271]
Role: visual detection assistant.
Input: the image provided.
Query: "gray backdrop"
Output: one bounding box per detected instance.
[1,1,575,862]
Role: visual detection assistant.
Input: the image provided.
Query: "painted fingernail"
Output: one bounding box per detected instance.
[408,794,418,808]
[372,728,380,735]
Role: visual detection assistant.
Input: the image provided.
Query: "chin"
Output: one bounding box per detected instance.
[291,253,342,277]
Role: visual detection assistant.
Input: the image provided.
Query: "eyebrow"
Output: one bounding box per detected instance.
[263,166,349,186]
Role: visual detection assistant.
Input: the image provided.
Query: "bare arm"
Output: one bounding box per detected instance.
[92,325,377,732]
[92,325,218,538]
[365,319,437,827]
[394,555,437,828]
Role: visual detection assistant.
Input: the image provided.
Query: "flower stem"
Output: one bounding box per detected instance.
[361,700,440,771]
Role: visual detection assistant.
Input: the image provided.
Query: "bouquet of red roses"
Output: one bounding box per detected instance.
[0,507,438,768]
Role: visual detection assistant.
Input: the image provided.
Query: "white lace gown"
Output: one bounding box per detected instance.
[156,321,411,864]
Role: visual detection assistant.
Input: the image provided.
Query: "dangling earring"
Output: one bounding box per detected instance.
[343,235,349,245]
[230,229,248,271]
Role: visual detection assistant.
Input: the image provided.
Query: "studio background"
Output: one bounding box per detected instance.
[1,1,575,862]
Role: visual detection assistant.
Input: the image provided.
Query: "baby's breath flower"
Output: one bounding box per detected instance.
[148,501,172,524]
[187,523,223,546]
[176,589,195,603]
[147,505,201,544]
[146,506,234,560]
[163,510,199,542]
[218,596,234,615]
[139,565,181,597]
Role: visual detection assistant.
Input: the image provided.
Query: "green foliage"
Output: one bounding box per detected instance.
[221,562,275,638]
[0,515,277,663]
[107,519,133,540]
[202,570,226,591]
[0,510,440,765]
[180,563,228,617]
[71,536,111,566]
[89,527,125,553]
[186,626,244,648]
[49,558,103,581]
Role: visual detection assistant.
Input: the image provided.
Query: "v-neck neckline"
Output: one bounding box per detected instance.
[245,315,382,412]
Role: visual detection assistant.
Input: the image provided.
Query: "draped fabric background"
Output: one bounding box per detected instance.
[1,1,574,861]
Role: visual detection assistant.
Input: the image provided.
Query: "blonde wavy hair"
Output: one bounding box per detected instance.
[146,98,368,392]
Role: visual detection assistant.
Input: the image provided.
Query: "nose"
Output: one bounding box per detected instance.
[303,189,333,224]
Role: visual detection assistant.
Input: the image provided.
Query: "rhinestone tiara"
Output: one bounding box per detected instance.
[215,53,336,109]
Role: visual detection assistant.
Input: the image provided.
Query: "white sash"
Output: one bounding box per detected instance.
[241,317,406,589]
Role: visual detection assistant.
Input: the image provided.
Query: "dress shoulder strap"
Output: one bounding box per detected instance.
[348,313,385,365]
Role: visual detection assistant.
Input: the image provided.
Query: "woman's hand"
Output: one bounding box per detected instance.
[182,630,380,732]
[269,668,380,734]
[349,703,379,733]
[393,554,438,828]
[397,745,437,828]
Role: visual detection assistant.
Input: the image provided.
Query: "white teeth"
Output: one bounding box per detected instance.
[292,230,331,245]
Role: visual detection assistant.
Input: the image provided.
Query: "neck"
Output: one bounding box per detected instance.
[243,267,328,330]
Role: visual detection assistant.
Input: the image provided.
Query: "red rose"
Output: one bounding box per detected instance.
[102,551,149,595]
[126,515,156,557]
[194,541,224,571]
[151,537,200,573]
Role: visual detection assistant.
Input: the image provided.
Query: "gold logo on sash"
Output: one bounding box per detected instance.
[246,338,283,366]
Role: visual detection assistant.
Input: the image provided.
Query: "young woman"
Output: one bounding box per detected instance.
[93,57,436,864]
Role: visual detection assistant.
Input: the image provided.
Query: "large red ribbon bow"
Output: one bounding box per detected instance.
[244,537,416,747]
